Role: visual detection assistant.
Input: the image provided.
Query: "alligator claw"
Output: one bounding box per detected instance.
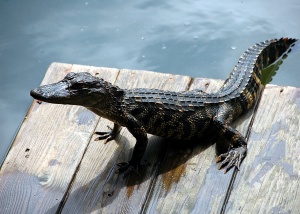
[94,131,115,144]
[94,125,120,144]
[116,162,140,179]
[116,160,150,179]
[216,146,247,173]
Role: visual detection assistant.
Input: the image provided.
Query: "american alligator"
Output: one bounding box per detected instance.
[30,38,298,178]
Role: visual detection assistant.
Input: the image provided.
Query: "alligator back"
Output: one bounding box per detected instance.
[127,38,297,111]
[124,38,298,139]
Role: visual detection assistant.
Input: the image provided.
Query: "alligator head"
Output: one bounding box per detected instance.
[30,72,123,107]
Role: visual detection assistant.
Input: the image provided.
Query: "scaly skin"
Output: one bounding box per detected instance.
[30,38,298,178]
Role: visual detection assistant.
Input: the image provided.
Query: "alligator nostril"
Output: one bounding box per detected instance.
[30,88,42,99]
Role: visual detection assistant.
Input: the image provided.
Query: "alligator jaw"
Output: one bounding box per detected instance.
[30,81,70,104]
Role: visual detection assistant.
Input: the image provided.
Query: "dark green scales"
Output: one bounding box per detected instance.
[30,38,298,177]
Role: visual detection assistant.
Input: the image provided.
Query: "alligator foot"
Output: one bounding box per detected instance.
[116,160,150,179]
[94,131,116,144]
[216,146,247,173]
[94,123,121,144]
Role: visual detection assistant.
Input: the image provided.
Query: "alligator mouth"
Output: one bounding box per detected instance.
[30,88,45,100]
[30,82,70,103]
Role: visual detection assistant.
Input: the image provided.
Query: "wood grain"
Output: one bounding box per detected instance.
[143,77,263,213]
[225,85,300,213]
[1,62,299,214]
[0,63,119,213]
[60,69,192,213]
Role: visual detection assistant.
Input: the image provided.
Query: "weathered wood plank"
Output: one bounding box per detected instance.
[2,62,298,214]
[0,63,119,213]
[60,69,192,213]
[143,78,262,214]
[225,85,300,213]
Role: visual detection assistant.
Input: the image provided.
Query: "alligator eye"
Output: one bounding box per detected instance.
[65,72,76,80]
[69,82,84,90]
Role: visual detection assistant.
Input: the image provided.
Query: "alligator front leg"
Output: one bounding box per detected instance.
[94,123,122,144]
[116,115,149,179]
[213,117,247,173]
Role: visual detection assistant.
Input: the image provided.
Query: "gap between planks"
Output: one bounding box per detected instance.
[2,62,287,213]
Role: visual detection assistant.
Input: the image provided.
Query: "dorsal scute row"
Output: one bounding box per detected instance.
[124,38,298,112]
[126,88,209,112]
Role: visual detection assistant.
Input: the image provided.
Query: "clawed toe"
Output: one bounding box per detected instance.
[116,160,150,179]
[93,131,117,144]
[94,131,111,142]
[116,162,140,179]
[93,124,121,143]
[216,146,247,173]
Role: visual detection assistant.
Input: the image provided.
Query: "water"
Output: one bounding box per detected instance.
[0,0,299,165]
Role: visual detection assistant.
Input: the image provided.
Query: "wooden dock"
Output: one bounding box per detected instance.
[0,62,299,214]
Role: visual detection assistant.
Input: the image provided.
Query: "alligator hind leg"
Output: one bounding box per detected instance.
[213,117,247,173]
